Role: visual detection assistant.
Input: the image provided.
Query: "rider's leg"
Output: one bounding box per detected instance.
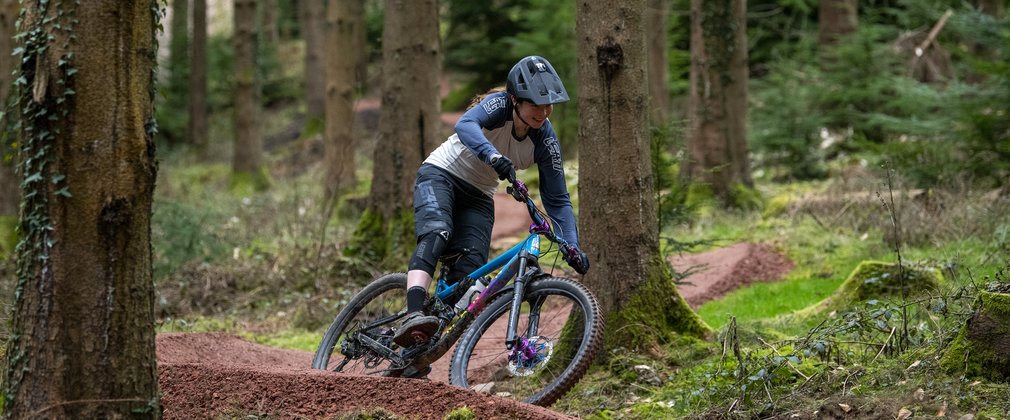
[444,186,495,284]
[395,165,455,346]
[396,231,450,346]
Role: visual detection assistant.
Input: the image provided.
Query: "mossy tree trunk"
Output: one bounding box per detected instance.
[576,0,709,350]
[351,0,440,264]
[189,0,209,149]
[300,0,326,119]
[233,0,266,188]
[646,0,671,126]
[323,0,361,201]
[941,291,1010,381]
[0,0,18,217]
[681,0,751,205]
[3,1,160,417]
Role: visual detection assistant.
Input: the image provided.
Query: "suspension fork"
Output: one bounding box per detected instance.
[505,250,541,350]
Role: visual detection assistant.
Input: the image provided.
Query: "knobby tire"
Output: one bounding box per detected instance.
[449,276,604,407]
[311,272,407,373]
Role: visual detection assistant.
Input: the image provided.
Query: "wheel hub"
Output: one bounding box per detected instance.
[508,335,553,377]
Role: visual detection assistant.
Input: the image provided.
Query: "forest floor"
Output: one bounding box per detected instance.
[155,192,795,419]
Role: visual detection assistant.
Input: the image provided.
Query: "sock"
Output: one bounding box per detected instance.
[406,286,427,313]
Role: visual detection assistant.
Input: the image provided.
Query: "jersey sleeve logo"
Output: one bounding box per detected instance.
[544,136,563,172]
[481,96,507,115]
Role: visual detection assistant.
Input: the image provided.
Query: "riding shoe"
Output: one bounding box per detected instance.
[392,312,439,347]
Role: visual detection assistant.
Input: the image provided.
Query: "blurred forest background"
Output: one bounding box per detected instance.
[0,0,1009,417]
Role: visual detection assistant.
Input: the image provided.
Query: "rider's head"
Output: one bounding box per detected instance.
[507,56,568,130]
[506,56,570,106]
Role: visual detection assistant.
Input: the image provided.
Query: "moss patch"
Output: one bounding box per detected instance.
[796,260,943,317]
[940,291,1010,381]
[230,167,272,195]
[0,215,16,258]
[729,182,763,210]
[605,256,711,350]
[762,193,791,219]
[345,208,414,267]
[684,182,715,216]
[443,406,476,420]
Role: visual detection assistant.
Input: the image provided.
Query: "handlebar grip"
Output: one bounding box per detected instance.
[506,186,524,202]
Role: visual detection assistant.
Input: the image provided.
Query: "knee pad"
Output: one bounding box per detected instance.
[409,230,449,275]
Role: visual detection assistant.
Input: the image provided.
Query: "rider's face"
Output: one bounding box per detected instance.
[515,100,553,130]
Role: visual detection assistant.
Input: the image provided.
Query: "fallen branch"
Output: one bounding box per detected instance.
[916,9,953,56]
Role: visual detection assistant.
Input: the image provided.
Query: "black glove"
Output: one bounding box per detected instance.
[489,154,515,181]
[564,245,590,275]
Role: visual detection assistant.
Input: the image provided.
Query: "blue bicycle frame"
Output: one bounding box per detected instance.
[430,178,569,349]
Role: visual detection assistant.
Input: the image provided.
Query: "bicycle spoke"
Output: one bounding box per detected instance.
[451,279,601,406]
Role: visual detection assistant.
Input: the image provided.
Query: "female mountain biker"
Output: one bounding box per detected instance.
[393,55,590,347]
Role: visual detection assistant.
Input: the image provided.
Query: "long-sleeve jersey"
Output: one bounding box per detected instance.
[424,91,580,246]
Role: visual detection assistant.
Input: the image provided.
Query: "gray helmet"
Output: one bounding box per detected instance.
[506,56,570,105]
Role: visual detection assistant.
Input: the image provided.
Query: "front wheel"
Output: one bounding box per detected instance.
[449,277,604,406]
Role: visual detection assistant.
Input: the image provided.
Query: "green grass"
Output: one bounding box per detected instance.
[250,329,321,352]
[696,275,845,330]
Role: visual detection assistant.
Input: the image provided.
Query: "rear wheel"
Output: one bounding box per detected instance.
[449,277,603,406]
[311,272,408,375]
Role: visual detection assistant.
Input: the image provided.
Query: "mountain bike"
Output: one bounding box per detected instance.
[311,176,603,407]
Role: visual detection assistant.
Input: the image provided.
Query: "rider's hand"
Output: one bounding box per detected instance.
[564,245,590,275]
[489,154,516,181]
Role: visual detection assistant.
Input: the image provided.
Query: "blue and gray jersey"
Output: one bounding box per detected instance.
[424,91,579,246]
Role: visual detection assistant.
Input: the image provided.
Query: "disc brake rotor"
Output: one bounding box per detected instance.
[508,335,554,377]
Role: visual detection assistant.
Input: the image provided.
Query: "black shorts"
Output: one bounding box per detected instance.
[410,164,494,281]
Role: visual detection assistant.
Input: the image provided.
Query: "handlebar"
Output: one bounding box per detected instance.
[504,177,573,254]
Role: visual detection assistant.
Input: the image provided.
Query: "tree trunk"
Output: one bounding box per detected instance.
[233,0,264,178]
[300,0,326,119]
[351,0,368,90]
[646,0,671,126]
[977,0,1004,18]
[941,291,1010,381]
[3,1,160,418]
[189,0,209,149]
[577,0,708,349]
[351,0,440,262]
[372,0,440,211]
[262,0,279,45]
[0,0,18,217]
[682,0,751,204]
[324,0,361,201]
[818,0,858,47]
[167,0,189,145]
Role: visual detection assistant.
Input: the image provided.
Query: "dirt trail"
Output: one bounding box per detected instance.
[157,245,792,418]
[157,173,795,418]
[158,333,569,419]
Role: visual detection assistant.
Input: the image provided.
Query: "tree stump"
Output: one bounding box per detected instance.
[941,291,1010,381]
